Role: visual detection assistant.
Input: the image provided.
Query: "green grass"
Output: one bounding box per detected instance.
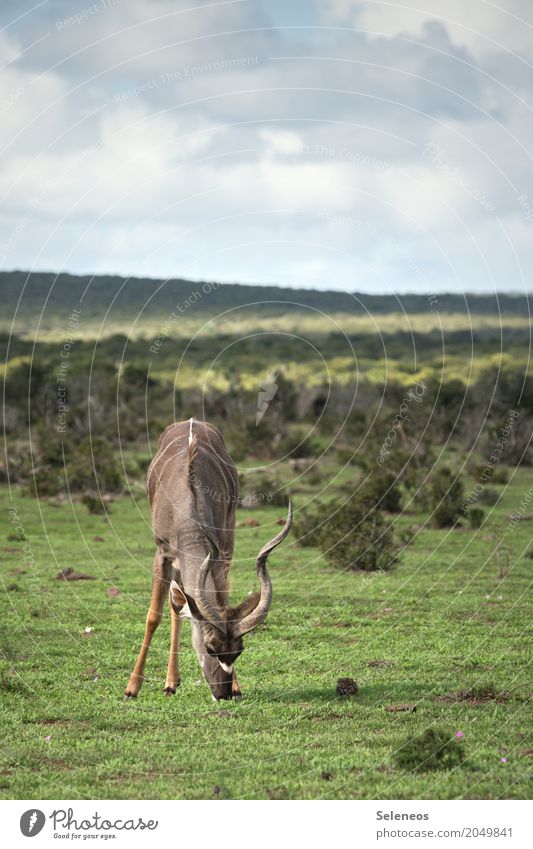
[0,470,531,800]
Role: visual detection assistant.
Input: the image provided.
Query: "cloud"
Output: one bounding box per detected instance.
[317,0,533,56]
[0,0,531,292]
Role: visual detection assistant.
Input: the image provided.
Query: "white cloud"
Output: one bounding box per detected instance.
[0,0,531,292]
[318,0,533,56]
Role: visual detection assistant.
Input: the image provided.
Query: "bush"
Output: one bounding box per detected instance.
[468,507,485,529]
[364,470,403,513]
[478,487,499,506]
[317,494,400,571]
[29,465,63,497]
[395,727,465,772]
[473,464,509,485]
[238,471,287,507]
[293,503,324,547]
[336,447,358,466]
[490,467,510,484]
[66,437,122,493]
[81,493,108,514]
[278,432,323,459]
[427,467,465,528]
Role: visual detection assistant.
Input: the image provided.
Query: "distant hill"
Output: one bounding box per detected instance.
[0,270,529,322]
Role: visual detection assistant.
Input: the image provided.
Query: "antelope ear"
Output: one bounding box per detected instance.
[170,580,206,622]
[170,580,187,613]
[233,591,261,621]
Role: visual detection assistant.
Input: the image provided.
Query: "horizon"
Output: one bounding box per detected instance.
[1,267,531,299]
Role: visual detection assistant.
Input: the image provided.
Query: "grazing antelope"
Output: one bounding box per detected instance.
[124,418,292,701]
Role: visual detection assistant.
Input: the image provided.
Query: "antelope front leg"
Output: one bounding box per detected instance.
[124,550,169,699]
[232,669,242,699]
[164,596,182,695]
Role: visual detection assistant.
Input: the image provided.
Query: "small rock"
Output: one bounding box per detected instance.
[321,770,333,781]
[106,587,121,597]
[336,677,358,697]
[237,518,260,528]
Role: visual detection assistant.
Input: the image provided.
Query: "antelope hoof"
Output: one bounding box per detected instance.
[163,681,180,695]
[124,691,137,700]
[232,690,243,700]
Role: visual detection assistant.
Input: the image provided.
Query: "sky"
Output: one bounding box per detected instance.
[0,0,532,293]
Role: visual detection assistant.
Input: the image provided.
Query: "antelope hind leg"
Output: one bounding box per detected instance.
[124,550,170,699]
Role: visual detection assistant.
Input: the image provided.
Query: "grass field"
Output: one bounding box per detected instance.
[0,466,531,800]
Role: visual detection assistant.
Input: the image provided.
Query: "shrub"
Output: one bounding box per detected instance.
[81,493,108,514]
[279,432,323,459]
[473,465,509,485]
[336,447,358,466]
[395,727,465,772]
[30,465,63,497]
[238,471,287,507]
[364,470,403,513]
[478,487,499,506]
[66,437,122,493]
[427,467,465,528]
[7,531,26,542]
[317,494,400,571]
[292,503,324,547]
[468,507,485,529]
[490,467,510,484]
[304,466,324,486]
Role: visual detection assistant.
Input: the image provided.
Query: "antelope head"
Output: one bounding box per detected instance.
[170,502,292,700]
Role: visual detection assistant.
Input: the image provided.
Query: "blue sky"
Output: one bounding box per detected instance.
[0,0,532,293]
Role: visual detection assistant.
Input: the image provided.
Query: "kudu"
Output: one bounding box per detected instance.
[124,418,292,700]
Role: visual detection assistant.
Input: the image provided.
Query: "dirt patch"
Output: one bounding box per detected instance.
[385,703,417,713]
[82,667,97,678]
[366,659,393,668]
[56,568,95,581]
[32,718,91,727]
[437,685,509,705]
[507,512,533,522]
[44,758,75,771]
